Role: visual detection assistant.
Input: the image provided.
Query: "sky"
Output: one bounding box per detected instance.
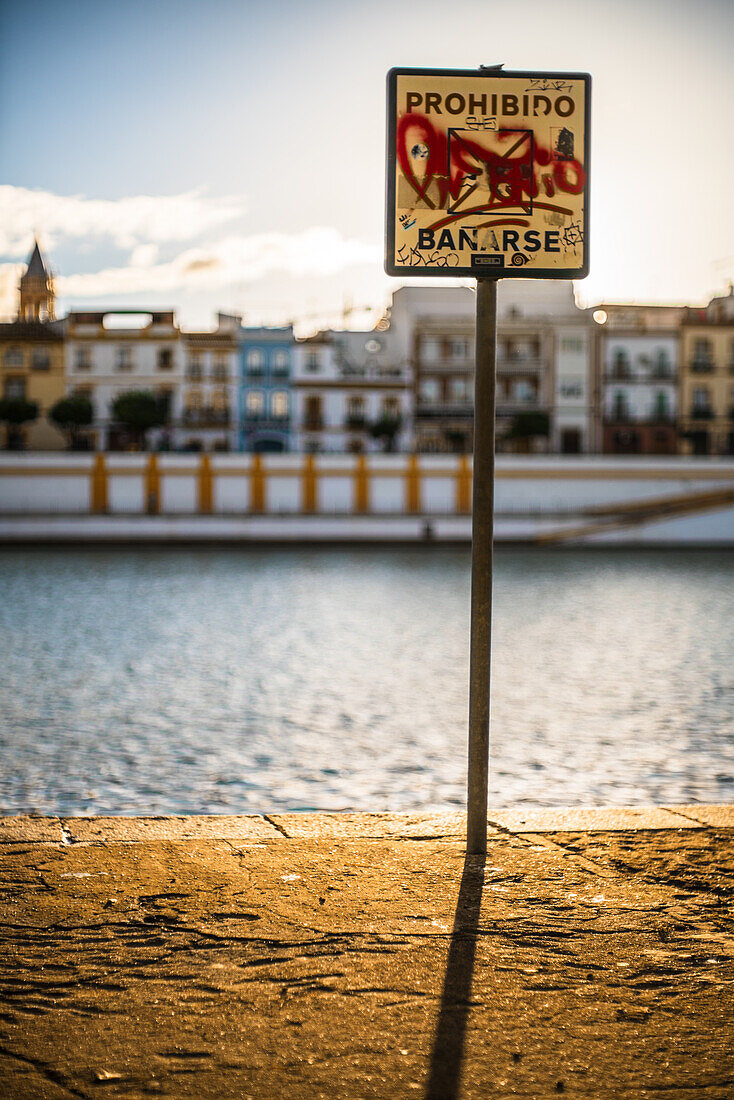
[1,0,733,332]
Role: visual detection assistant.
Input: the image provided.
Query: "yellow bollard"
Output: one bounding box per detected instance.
[198,454,213,514]
[90,453,108,514]
[457,454,472,514]
[406,454,420,514]
[250,453,265,513]
[145,454,160,515]
[354,454,369,514]
[302,454,317,513]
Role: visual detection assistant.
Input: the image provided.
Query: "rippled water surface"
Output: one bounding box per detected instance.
[1,547,733,814]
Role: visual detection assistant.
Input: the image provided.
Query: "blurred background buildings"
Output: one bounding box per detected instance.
[1,241,733,457]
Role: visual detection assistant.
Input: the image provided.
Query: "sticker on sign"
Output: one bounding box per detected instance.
[385,67,591,279]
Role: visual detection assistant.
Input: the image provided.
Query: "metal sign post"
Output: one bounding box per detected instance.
[385,63,590,853]
[467,278,497,854]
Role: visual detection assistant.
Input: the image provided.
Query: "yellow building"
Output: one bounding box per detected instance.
[679,296,734,456]
[0,242,66,449]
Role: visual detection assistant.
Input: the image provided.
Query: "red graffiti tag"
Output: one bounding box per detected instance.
[397,113,586,217]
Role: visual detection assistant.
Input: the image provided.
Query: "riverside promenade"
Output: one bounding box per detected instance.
[1,806,732,1099]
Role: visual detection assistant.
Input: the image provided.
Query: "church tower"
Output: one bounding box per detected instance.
[18,240,55,322]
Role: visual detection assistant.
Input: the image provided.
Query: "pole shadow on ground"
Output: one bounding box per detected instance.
[424,852,486,1100]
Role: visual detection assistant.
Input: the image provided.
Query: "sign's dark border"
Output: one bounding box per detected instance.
[384,66,591,280]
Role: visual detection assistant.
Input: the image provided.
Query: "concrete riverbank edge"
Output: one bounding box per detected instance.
[1,807,733,1099]
[3,513,734,546]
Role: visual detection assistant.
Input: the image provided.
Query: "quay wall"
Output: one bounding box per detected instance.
[1,454,734,543]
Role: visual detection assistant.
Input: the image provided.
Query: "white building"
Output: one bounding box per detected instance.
[595,305,683,455]
[384,282,594,453]
[65,309,183,450]
[292,328,413,453]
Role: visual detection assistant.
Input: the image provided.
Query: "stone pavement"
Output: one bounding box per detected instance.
[0,806,732,1099]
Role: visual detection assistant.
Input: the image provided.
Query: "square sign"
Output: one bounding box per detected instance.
[385,67,591,279]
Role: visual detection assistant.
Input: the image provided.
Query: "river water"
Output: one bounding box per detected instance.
[1,547,732,815]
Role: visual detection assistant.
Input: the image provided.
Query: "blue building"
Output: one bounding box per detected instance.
[237,326,293,452]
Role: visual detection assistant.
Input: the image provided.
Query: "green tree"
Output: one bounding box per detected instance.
[110,390,167,450]
[49,394,94,450]
[369,415,402,453]
[0,397,39,450]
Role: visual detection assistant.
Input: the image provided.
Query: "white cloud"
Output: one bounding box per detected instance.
[0,186,380,320]
[56,228,380,298]
[0,185,245,255]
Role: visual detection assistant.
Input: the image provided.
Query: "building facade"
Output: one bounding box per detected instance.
[180,314,239,452]
[389,282,594,454]
[678,298,734,456]
[0,242,66,449]
[594,305,683,455]
[291,328,412,453]
[65,309,182,450]
[238,327,293,452]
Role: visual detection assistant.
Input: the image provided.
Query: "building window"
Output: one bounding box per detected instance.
[31,350,51,371]
[304,394,322,428]
[561,337,583,353]
[449,377,469,402]
[116,347,133,371]
[692,385,711,415]
[246,390,264,417]
[513,380,535,403]
[271,391,288,418]
[184,389,202,422]
[247,349,264,375]
[346,396,365,427]
[157,348,173,370]
[382,396,400,417]
[75,347,91,371]
[212,355,227,381]
[654,391,669,420]
[187,355,202,381]
[692,338,713,371]
[421,337,441,362]
[272,349,289,375]
[560,380,583,398]
[449,338,469,360]
[612,391,629,421]
[4,347,23,367]
[211,387,229,421]
[4,377,26,399]
[305,351,320,373]
[419,378,440,403]
[612,349,630,376]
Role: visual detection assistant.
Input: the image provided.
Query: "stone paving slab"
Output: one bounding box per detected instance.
[0,807,732,1098]
[62,814,281,843]
[664,803,734,828]
[488,805,701,833]
[0,815,64,844]
[268,811,472,839]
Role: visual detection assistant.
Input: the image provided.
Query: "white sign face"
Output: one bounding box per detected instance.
[386,67,591,279]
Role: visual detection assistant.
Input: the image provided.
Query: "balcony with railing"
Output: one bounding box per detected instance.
[182,407,230,427]
[690,357,715,373]
[243,412,290,427]
[689,406,714,420]
[605,363,633,381]
[417,400,473,419]
[496,355,544,375]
